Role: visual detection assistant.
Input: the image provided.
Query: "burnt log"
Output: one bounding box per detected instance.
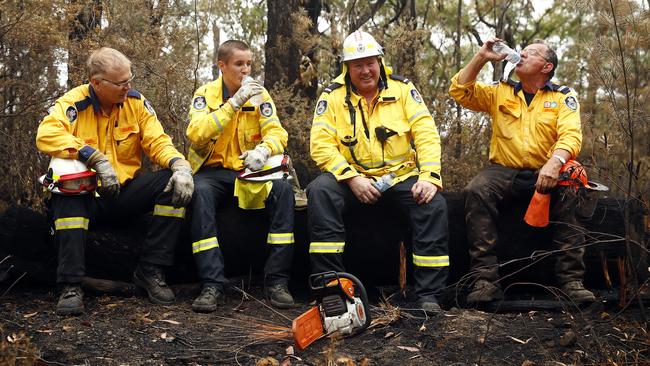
[0,193,646,293]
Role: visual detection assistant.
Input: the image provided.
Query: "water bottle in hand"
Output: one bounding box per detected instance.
[492,42,521,64]
[242,76,265,106]
[373,172,396,193]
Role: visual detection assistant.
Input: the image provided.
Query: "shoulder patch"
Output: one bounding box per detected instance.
[324,82,343,94]
[410,89,423,104]
[315,100,328,115]
[260,102,273,117]
[564,96,578,111]
[389,74,410,83]
[127,89,142,99]
[65,105,78,123]
[144,99,156,115]
[193,96,207,110]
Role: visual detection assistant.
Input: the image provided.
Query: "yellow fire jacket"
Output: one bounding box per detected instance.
[310,64,443,188]
[449,71,582,169]
[186,77,288,172]
[36,85,184,185]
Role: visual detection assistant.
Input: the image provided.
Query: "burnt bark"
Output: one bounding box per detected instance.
[264,0,302,90]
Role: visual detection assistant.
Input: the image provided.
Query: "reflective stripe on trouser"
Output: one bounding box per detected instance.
[46,169,184,284]
[307,173,449,301]
[465,164,586,284]
[190,167,295,287]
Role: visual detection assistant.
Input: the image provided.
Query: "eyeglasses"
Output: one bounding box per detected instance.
[523,48,551,62]
[101,75,134,88]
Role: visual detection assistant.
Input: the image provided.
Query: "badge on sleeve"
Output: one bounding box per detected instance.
[410,89,423,104]
[260,102,273,117]
[564,96,578,111]
[144,99,156,115]
[315,100,328,115]
[65,106,78,123]
[193,96,207,110]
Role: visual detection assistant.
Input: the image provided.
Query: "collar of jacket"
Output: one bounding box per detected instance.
[512,80,554,95]
[86,84,135,113]
[221,77,231,104]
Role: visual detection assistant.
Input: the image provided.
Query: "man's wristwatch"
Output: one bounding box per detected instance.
[552,154,567,165]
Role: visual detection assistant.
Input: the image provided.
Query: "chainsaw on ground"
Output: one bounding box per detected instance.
[292,271,371,349]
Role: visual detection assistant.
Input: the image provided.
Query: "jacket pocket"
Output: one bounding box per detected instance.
[495,104,520,139]
[379,119,411,164]
[113,124,141,160]
[243,128,262,151]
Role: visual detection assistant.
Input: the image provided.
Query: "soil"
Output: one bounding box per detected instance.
[1,282,648,366]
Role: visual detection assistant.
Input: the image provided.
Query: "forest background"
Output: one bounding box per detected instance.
[0,0,648,216]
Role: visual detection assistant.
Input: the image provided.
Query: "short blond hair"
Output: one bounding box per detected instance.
[87,47,131,79]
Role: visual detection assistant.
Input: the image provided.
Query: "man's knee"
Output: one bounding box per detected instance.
[307,173,340,200]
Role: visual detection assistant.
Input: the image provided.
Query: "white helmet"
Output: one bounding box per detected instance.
[238,154,293,181]
[39,157,97,195]
[341,30,383,62]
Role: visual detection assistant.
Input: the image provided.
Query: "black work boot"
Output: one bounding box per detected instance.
[56,285,84,316]
[417,298,443,315]
[467,279,504,304]
[192,285,224,313]
[266,284,295,309]
[133,263,175,305]
[561,281,596,303]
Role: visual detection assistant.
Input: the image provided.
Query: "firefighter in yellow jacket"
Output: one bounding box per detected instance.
[36,47,194,316]
[308,31,450,314]
[186,40,295,312]
[449,38,595,304]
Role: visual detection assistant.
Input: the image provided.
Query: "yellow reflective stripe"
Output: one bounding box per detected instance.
[313,121,336,134]
[265,136,282,152]
[328,159,349,174]
[211,112,224,132]
[192,237,219,254]
[188,148,204,168]
[261,117,280,129]
[413,254,449,267]
[267,232,294,244]
[55,217,89,230]
[408,110,429,125]
[153,205,185,218]
[309,242,345,253]
[419,161,441,167]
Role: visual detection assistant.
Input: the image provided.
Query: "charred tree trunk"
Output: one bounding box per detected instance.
[264,0,301,91]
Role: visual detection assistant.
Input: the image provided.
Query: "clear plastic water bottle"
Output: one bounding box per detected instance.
[373,172,396,193]
[242,75,265,106]
[492,42,521,64]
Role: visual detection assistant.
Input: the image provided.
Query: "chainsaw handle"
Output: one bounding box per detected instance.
[308,271,372,334]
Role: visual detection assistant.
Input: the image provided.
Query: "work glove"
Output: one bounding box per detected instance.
[163,159,194,207]
[239,145,270,172]
[228,80,264,110]
[85,150,120,199]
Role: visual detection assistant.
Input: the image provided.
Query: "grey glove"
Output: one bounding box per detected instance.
[163,159,194,207]
[86,150,120,199]
[239,145,270,171]
[228,80,264,110]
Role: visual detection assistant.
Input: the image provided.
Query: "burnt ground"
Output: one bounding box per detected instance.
[1,280,649,366]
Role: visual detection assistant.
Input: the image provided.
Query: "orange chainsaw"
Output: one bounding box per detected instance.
[292,271,371,349]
